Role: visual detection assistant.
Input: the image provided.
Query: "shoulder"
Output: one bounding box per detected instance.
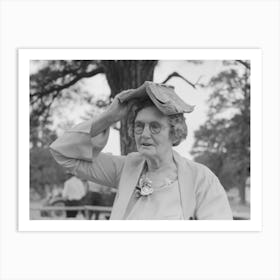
[120,152,145,169]
[181,156,216,180]
[126,152,145,161]
[178,155,222,194]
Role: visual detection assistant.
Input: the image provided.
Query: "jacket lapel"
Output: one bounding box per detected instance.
[110,154,145,219]
[172,150,196,219]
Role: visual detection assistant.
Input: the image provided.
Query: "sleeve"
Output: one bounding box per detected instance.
[194,169,233,220]
[49,120,126,188]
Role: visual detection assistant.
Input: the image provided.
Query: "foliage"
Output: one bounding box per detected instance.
[30,60,105,128]
[30,120,58,148]
[30,124,67,197]
[30,60,157,154]
[30,147,67,197]
[191,61,250,202]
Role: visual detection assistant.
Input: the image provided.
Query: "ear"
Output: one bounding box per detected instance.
[172,138,180,146]
[169,131,179,146]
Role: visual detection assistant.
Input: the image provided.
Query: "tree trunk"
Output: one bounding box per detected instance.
[239,169,247,205]
[102,60,158,155]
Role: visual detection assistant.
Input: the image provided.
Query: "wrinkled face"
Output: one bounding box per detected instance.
[134,106,173,159]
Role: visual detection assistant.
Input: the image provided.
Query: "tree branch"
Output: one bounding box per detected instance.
[236,60,250,70]
[31,67,105,98]
[161,72,197,89]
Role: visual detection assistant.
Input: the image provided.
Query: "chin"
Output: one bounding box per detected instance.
[138,147,155,158]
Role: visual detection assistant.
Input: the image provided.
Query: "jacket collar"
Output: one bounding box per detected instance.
[110,150,196,219]
[110,153,145,219]
[172,150,196,219]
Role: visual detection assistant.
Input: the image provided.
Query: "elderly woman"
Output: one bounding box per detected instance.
[50,82,232,220]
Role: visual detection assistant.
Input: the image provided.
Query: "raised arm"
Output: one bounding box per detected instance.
[50,124,125,188]
[49,89,135,188]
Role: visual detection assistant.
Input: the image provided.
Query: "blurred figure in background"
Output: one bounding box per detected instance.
[62,173,87,218]
[81,181,115,219]
[82,181,103,207]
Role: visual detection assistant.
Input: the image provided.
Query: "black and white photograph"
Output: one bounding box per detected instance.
[30,59,250,221]
[18,49,261,231]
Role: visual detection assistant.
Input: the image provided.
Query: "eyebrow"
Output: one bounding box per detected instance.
[134,115,168,125]
[134,120,162,124]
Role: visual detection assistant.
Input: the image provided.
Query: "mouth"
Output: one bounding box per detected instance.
[141,143,153,147]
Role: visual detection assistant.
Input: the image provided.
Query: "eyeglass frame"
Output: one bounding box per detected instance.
[134,121,168,135]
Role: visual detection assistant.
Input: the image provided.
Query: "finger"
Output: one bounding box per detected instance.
[117,89,135,103]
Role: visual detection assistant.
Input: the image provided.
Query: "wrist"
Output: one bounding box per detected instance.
[90,111,114,137]
[106,107,120,123]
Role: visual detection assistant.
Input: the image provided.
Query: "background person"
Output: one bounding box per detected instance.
[62,174,87,218]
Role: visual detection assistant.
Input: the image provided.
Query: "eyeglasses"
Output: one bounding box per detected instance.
[134,121,163,135]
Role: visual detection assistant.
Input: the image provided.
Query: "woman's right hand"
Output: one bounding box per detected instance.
[107,89,135,122]
[90,89,135,138]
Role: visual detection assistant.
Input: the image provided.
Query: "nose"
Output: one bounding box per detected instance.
[141,124,151,137]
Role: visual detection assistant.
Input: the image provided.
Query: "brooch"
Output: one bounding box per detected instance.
[136,175,153,197]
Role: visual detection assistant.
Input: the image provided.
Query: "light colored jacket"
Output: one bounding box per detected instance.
[49,120,233,220]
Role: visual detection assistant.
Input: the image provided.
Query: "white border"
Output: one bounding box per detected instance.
[18,48,262,232]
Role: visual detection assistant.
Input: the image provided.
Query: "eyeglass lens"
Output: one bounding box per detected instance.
[134,121,162,134]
